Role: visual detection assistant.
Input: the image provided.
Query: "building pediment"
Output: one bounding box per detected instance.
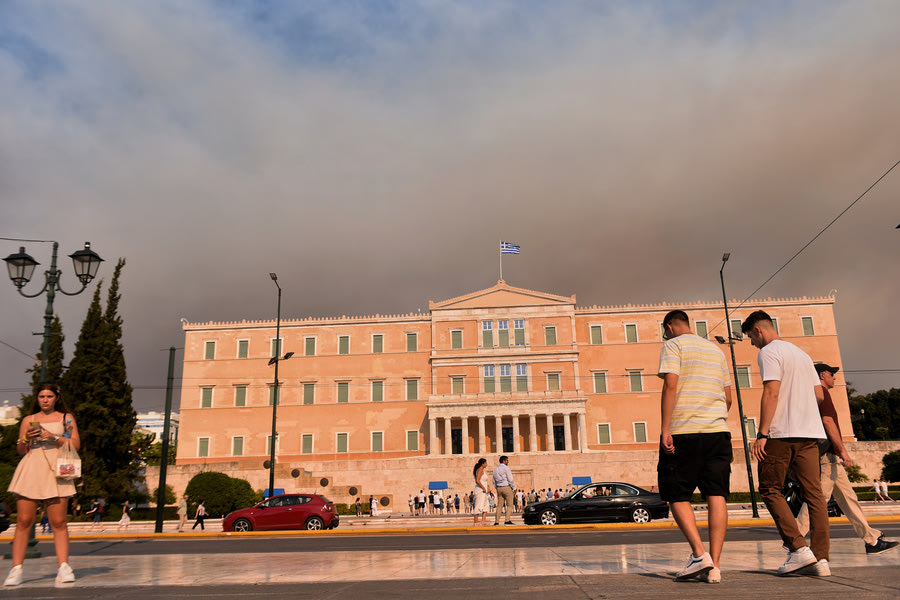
[429,280,575,311]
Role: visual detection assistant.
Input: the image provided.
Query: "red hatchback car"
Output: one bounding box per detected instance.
[223,493,340,532]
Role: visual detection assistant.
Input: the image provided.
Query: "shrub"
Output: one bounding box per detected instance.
[151,484,176,505]
[882,450,900,482]
[184,472,261,518]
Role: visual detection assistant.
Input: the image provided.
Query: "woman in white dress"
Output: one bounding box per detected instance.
[472,458,491,526]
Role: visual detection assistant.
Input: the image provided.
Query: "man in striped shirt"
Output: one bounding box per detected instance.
[658,310,734,583]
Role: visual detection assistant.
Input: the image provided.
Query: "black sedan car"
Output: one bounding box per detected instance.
[523,482,669,525]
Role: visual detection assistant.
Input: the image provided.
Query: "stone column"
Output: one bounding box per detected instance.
[529,414,537,453]
[512,414,520,453]
[578,412,588,452]
[444,417,452,455]
[478,416,486,454]
[546,414,554,451]
[495,416,503,454]
[461,416,469,455]
[563,412,572,451]
[429,417,437,455]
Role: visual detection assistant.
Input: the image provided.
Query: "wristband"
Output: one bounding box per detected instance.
[756,432,770,440]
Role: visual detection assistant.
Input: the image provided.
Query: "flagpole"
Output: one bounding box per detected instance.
[499,239,503,281]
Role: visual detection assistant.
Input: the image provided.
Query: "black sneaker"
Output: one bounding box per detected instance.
[866,536,899,554]
[504,521,513,525]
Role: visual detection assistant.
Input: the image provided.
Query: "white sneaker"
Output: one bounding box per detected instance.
[3,565,23,587]
[798,559,831,577]
[777,546,817,576]
[698,566,721,583]
[674,552,714,580]
[56,562,75,584]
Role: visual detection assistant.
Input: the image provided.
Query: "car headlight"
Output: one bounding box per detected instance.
[525,506,535,512]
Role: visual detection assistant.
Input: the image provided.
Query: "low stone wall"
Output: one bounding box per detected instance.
[145,440,900,510]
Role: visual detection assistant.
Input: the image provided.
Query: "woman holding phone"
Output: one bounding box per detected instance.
[4,383,80,587]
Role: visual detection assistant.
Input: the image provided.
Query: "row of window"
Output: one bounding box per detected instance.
[203,316,816,359]
[196,430,421,457]
[595,418,758,445]
[200,379,421,408]
[198,363,757,407]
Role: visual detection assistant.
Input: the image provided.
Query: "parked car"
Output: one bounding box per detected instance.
[223,493,339,532]
[523,482,669,525]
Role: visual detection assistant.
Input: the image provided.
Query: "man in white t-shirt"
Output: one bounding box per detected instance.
[742,310,829,577]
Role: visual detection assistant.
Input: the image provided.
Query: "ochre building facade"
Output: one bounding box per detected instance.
[172,281,849,509]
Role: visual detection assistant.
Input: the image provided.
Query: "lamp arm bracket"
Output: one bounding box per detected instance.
[15,281,51,299]
[55,280,89,297]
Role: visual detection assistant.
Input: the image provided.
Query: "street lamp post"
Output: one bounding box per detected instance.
[719,253,760,518]
[3,239,103,557]
[266,273,293,498]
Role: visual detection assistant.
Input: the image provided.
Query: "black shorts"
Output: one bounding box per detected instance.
[657,431,732,502]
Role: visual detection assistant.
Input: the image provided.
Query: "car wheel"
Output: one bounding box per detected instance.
[232,518,253,532]
[305,517,325,531]
[630,507,651,523]
[539,509,559,525]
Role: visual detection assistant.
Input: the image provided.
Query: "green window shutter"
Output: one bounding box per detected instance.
[625,324,637,343]
[339,336,349,355]
[406,431,418,451]
[305,338,316,356]
[744,418,757,439]
[634,423,647,443]
[484,377,495,393]
[544,327,556,345]
[736,367,750,389]
[232,437,243,456]
[303,383,315,405]
[372,432,383,452]
[593,373,607,393]
[372,381,383,402]
[406,380,418,400]
[234,386,246,407]
[302,434,313,454]
[629,371,643,392]
[548,374,560,391]
[597,424,611,444]
[269,386,280,406]
[499,376,511,392]
[451,330,462,349]
[731,320,742,338]
[516,376,527,392]
[406,333,417,352]
[802,317,815,336]
[372,335,383,353]
[336,433,348,453]
[337,382,349,403]
[696,322,708,339]
[198,438,209,457]
[201,388,213,408]
[590,325,602,345]
[237,340,248,358]
[204,341,215,360]
[271,338,282,358]
[498,329,509,347]
[514,327,525,346]
[451,377,464,394]
[266,435,274,455]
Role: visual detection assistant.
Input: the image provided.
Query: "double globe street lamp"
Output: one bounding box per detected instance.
[3,239,103,558]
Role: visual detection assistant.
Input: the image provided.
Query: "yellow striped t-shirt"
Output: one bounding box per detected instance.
[658,333,730,434]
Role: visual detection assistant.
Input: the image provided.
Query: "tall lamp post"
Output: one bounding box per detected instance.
[266,273,293,498]
[719,253,759,518]
[3,239,103,557]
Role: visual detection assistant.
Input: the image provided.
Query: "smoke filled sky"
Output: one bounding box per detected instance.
[1,1,898,413]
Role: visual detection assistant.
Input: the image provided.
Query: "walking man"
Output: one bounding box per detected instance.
[492,455,516,525]
[797,364,899,554]
[742,310,830,576]
[657,310,733,583]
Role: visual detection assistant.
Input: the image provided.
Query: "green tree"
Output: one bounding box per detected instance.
[849,386,900,441]
[144,441,177,466]
[61,259,141,504]
[0,462,15,509]
[882,449,900,482]
[184,472,260,518]
[844,464,868,483]
[151,484,176,505]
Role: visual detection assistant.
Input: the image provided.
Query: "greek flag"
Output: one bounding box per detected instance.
[500,241,520,255]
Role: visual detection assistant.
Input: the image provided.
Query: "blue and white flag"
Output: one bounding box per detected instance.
[500,241,520,255]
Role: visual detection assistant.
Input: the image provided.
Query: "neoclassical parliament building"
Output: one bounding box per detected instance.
[170,281,849,509]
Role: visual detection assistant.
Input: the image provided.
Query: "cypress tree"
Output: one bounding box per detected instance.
[61,259,141,502]
[19,315,66,417]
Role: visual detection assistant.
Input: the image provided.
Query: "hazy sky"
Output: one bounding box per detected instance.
[2,1,898,413]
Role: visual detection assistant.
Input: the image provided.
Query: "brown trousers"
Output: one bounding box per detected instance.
[757,438,830,561]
